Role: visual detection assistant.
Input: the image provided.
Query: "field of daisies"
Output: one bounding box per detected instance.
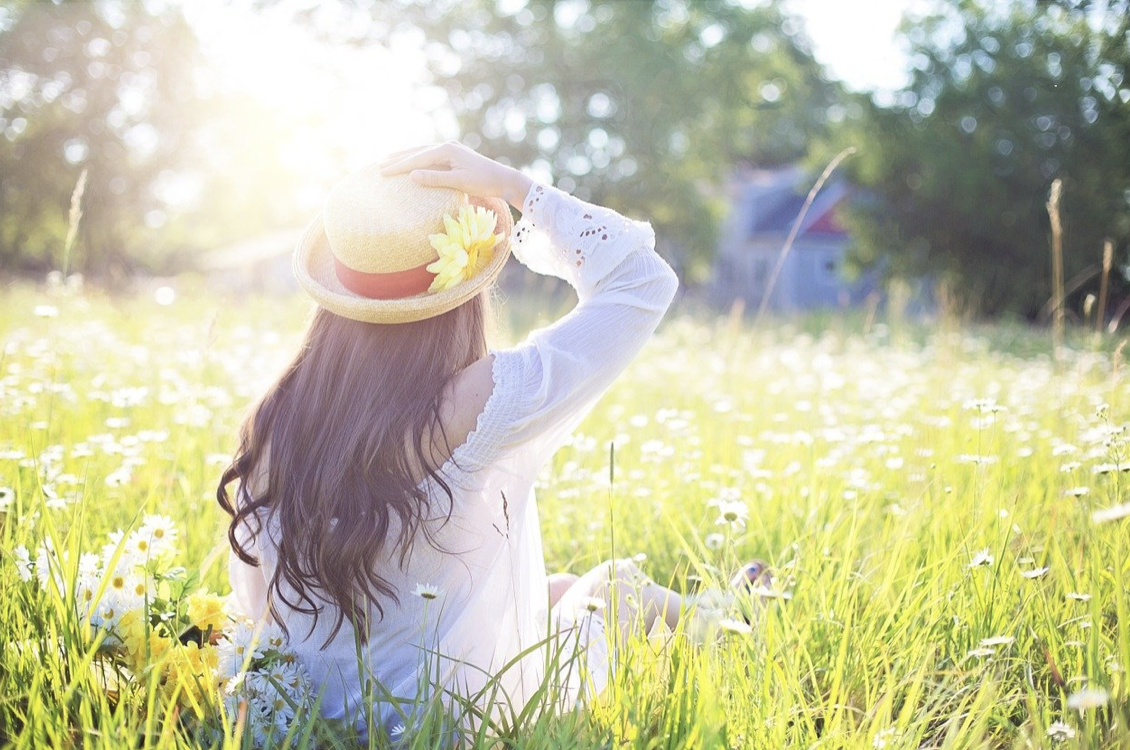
[1,280,1128,749]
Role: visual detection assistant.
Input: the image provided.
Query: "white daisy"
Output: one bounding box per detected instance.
[1092,502,1130,524]
[1046,721,1075,741]
[77,552,101,582]
[100,530,129,568]
[872,727,900,748]
[269,661,310,699]
[217,643,251,682]
[968,549,994,568]
[216,619,267,679]
[267,692,297,733]
[247,695,277,747]
[260,621,288,652]
[579,596,606,613]
[1021,567,1050,579]
[125,527,158,561]
[963,398,1005,413]
[104,467,132,487]
[412,583,441,601]
[13,545,34,582]
[956,454,999,465]
[719,617,752,635]
[139,514,178,556]
[748,584,793,600]
[1066,687,1109,710]
[88,594,131,645]
[714,499,749,530]
[34,540,66,593]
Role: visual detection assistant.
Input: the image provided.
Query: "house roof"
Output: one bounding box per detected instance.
[736,166,849,240]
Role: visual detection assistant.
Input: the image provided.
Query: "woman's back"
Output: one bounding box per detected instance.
[223,149,678,737]
[234,444,547,737]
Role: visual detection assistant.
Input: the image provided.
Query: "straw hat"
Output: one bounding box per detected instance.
[293,164,513,324]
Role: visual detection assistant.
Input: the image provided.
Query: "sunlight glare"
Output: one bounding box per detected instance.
[183,1,446,210]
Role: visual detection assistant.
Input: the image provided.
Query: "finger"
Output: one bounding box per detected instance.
[410,168,463,190]
[380,143,458,176]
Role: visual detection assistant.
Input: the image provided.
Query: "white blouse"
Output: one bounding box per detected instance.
[228,180,679,737]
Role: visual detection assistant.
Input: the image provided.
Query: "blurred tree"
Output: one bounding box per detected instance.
[363,0,841,280]
[836,0,1130,318]
[0,0,211,276]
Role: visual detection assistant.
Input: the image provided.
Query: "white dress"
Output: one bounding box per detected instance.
[228,180,680,737]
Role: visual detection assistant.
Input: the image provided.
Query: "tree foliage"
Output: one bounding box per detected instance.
[0,1,322,278]
[837,0,1130,318]
[0,1,209,275]
[7,0,1127,323]
[376,0,841,279]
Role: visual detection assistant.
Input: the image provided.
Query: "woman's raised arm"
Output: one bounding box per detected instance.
[383,142,679,481]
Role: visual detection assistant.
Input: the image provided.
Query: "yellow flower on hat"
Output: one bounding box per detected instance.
[426,205,504,293]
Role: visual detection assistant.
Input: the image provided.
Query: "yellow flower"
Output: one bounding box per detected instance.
[425,205,504,293]
[161,641,219,715]
[147,631,172,666]
[186,589,227,634]
[117,609,175,675]
[118,608,148,671]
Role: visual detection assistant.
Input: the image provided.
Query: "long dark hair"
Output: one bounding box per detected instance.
[217,294,491,645]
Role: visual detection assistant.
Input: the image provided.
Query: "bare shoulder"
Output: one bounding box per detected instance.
[424,353,497,468]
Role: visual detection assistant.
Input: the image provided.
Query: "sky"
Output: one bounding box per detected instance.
[183,1,440,174]
[788,0,922,92]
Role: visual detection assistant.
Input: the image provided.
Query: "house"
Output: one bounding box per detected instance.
[199,229,305,294]
[711,165,878,312]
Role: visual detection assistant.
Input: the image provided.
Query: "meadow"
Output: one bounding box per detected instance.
[1,280,1128,749]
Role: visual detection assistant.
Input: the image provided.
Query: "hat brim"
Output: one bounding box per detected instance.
[293,197,512,324]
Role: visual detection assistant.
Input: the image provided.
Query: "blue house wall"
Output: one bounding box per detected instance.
[711,166,878,313]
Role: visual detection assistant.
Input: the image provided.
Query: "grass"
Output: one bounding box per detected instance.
[1,280,1128,749]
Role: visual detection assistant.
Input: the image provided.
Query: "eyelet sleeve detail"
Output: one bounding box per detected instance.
[510,182,657,299]
[442,181,679,489]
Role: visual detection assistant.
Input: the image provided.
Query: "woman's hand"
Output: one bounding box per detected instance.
[378,141,534,211]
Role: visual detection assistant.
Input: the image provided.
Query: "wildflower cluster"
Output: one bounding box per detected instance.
[11,517,312,746]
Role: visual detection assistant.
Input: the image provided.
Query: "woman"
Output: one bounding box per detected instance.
[217,142,762,739]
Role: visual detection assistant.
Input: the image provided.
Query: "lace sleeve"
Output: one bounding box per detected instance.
[509,182,657,298]
[451,181,679,478]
